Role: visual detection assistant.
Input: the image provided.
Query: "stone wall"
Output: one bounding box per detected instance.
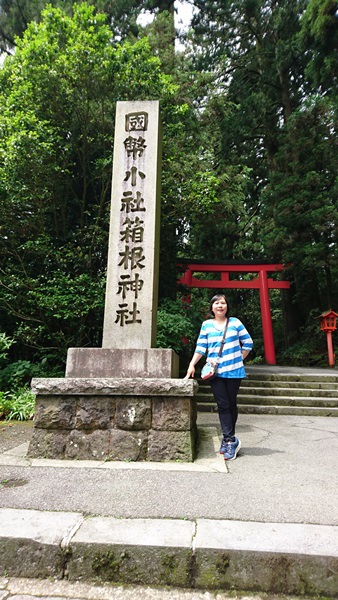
[27,378,198,462]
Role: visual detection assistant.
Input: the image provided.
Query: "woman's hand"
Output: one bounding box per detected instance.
[184,364,195,379]
[184,353,202,379]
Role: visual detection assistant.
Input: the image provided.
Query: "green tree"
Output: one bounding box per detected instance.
[0,0,179,54]
[0,2,173,364]
[187,0,338,350]
[262,97,338,315]
[300,0,338,94]
[189,1,308,262]
[0,0,47,53]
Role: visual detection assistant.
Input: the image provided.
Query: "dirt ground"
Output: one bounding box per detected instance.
[0,420,33,453]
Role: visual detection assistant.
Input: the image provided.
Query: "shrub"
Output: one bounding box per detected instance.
[0,357,64,393]
[0,387,35,421]
[156,298,195,354]
[0,332,13,363]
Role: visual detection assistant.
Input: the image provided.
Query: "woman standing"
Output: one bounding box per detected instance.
[184,293,253,461]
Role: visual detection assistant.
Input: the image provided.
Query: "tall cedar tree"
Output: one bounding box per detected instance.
[190,0,338,347]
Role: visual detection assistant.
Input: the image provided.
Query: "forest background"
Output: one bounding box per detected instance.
[0,0,337,417]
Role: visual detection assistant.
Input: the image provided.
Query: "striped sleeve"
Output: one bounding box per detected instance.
[195,322,208,356]
[237,319,253,351]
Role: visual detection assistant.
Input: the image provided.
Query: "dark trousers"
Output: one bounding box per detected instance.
[210,377,242,441]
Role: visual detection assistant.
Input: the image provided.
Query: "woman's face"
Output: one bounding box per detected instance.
[212,296,228,317]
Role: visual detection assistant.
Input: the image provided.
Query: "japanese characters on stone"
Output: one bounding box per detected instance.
[115,112,148,327]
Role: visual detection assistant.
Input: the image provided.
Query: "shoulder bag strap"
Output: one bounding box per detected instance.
[217,318,229,358]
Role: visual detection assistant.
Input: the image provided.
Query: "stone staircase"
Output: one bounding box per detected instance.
[196,367,338,417]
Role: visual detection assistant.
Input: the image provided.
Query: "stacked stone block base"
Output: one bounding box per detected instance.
[28,378,198,462]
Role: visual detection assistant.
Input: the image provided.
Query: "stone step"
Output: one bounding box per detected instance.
[197,402,338,417]
[246,372,338,383]
[192,368,338,416]
[239,393,338,406]
[240,386,338,398]
[198,384,338,397]
[241,379,338,391]
[196,370,338,416]
[1,508,337,597]
[239,404,338,416]
[197,392,338,407]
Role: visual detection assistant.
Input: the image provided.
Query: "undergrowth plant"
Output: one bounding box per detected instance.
[0,387,35,421]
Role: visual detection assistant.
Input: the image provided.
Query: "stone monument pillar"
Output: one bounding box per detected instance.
[27,101,197,462]
[103,101,161,349]
[66,101,178,379]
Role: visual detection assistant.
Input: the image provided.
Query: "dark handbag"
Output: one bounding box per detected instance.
[201,319,229,381]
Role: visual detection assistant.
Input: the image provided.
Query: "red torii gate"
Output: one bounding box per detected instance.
[178,261,291,365]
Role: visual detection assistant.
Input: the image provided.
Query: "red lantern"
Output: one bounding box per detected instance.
[317,310,338,367]
[318,310,338,332]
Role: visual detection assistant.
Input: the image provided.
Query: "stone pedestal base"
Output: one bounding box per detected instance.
[28,378,198,462]
[65,348,179,379]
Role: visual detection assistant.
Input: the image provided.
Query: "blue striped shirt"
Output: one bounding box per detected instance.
[195,317,253,379]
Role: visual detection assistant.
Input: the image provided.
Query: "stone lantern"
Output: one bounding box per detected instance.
[317,310,338,367]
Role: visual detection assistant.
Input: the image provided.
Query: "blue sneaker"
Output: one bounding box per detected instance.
[223,437,241,461]
[219,438,227,454]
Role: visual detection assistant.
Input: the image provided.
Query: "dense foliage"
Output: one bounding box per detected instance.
[188,0,338,356]
[0,3,176,364]
[0,0,337,401]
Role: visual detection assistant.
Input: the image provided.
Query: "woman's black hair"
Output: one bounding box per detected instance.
[208,293,230,318]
